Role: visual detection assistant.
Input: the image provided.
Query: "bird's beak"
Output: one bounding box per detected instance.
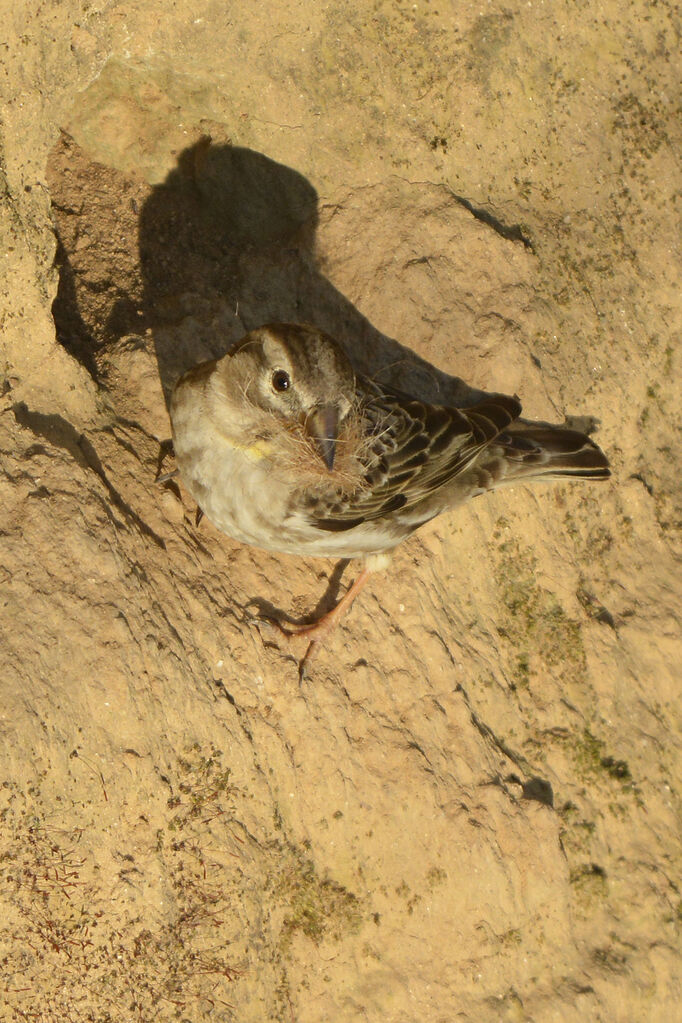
[306,404,340,472]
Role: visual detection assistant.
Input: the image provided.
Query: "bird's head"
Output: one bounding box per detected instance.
[222,323,356,472]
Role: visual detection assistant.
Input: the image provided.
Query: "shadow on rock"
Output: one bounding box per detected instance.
[48,133,487,410]
[134,139,486,409]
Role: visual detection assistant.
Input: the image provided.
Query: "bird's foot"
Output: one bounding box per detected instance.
[253,614,335,681]
[252,566,373,681]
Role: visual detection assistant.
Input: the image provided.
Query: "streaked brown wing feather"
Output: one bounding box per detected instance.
[307,380,521,531]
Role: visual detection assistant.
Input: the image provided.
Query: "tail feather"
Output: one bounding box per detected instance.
[495,422,611,483]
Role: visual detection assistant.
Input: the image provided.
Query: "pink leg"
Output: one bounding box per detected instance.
[272,567,374,679]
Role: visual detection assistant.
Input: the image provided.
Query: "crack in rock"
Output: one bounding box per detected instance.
[450,192,535,252]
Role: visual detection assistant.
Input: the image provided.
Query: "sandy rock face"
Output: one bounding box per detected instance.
[1,2,680,1021]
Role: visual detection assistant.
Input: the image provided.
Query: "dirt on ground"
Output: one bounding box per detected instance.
[0,2,680,1021]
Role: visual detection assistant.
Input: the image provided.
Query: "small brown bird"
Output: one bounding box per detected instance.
[170,323,610,675]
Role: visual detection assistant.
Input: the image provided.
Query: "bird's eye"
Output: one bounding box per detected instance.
[271,369,291,393]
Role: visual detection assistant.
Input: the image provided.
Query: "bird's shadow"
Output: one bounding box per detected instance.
[51,134,496,412]
[129,138,488,409]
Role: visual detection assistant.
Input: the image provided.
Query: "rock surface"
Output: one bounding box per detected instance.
[0,2,679,1020]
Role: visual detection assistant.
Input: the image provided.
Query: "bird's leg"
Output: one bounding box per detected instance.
[155,438,176,482]
[297,566,373,678]
[256,552,392,679]
[267,566,374,679]
[293,565,372,636]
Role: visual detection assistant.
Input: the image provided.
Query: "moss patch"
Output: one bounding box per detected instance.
[273,852,363,949]
[494,534,586,690]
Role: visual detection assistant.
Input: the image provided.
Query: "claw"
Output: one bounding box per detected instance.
[156,468,179,484]
[250,565,374,680]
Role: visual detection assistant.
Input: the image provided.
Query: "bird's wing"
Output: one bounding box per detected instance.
[305,380,521,531]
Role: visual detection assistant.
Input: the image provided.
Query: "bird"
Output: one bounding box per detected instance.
[169,322,610,676]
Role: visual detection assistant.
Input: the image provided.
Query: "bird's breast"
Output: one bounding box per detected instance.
[172,423,403,558]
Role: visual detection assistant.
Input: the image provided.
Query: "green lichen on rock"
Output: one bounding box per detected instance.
[272,849,363,948]
[494,534,587,689]
[572,728,635,791]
